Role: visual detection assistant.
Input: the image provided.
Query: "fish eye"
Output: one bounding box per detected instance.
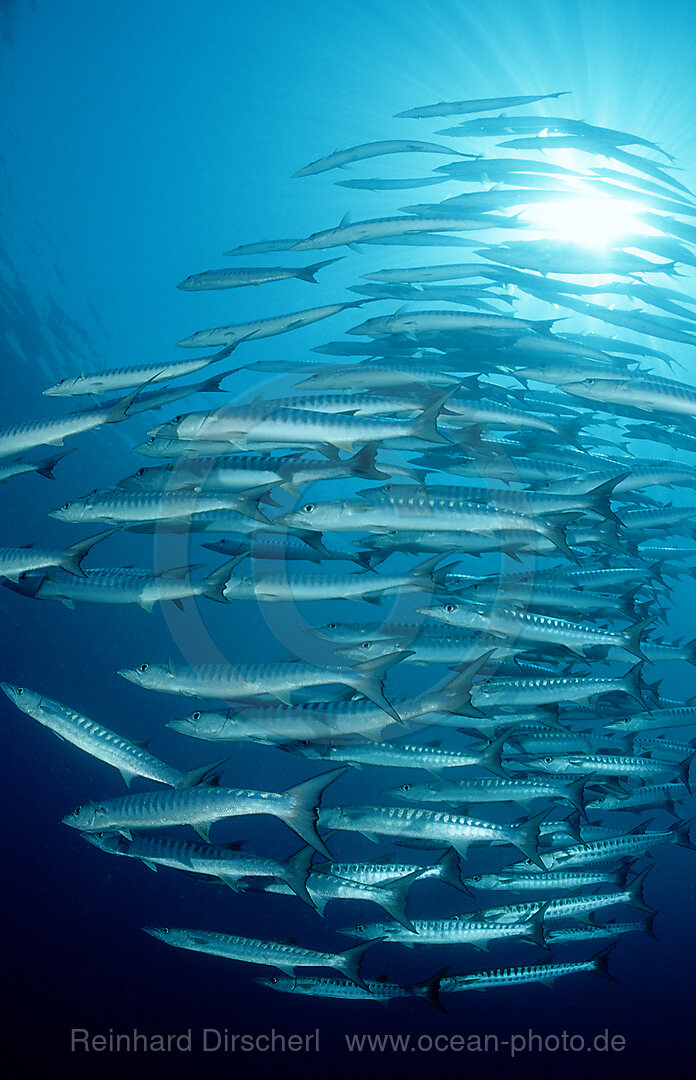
[361,641,372,649]
[174,415,183,422]
[137,468,145,476]
[303,503,315,513]
[472,875,481,882]
[402,784,411,792]
[192,711,201,720]
[162,928,170,935]
[544,756,553,763]
[300,740,310,747]
[355,924,364,932]
[584,378,596,386]
[327,623,337,629]
[75,806,82,814]
[16,688,24,695]
[62,502,70,509]
[444,603,456,613]
[139,663,149,673]
[270,977,278,984]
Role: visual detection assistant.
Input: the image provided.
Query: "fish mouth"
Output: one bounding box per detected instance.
[61,814,78,828]
[142,927,168,941]
[0,682,18,699]
[166,719,194,733]
[117,668,138,683]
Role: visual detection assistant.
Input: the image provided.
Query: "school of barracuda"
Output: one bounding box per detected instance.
[6,88,696,1010]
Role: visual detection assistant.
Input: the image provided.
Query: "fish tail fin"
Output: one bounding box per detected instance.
[412,389,456,445]
[622,660,649,706]
[566,774,592,822]
[353,651,407,722]
[584,475,626,525]
[413,966,450,1012]
[346,442,391,481]
[643,910,659,939]
[671,814,696,849]
[203,554,247,603]
[177,756,229,788]
[592,943,618,982]
[533,318,559,336]
[282,845,318,910]
[36,448,74,479]
[481,732,510,778]
[439,649,496,715]
[61,528,115,576]
[336,938,383,992]
[521,904,549,950]
[198,371,231,394]
[376,869,424,932]
[544,521,579,564]
[283,767,349,857]
[677,750,696,794]
[513,809,549,869]
[295,257,344,282]
[628,866,653,912]
[106,376,160,423]
[435,846,468,893]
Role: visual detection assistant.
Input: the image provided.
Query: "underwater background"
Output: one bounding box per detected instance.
[3,1,696,1077]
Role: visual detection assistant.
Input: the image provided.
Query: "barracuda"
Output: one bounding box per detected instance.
[291,214,523,253]
[440,946,616,992]
[62,767,346,854]
[240,868,425,930]
[368,480,623,523]
[166,659,488,743]
[523,751,693,787]
[0,449,72,483]
[256,969,447,1010]
[469,664,648,710]
[177,299,370,348]
[81,832,318,907]
[466,868,652,925]
[0,387,140,459]
[143,927,381,991]
[585,782,689,815]
[5,559,239,612]
[42,344,237,397]
[338,906,549,949]
[221,554,442,605]
[349,310,558,338]
[177,259,342,290]
[147,394,452,453]
[545,917,657,947]
[293,139,469,177]
[1,685,222,788]
[385,775,589,818]
[509,819,696,870]
[280,493,579,563]
[460,867,628,893]
[418,598,649,660]
[317,804,549,865]
[0,529,110,582]
[280,733,509,778]
[604,705,696,734]
[334,627,516,666]
[119,653,406,722]
[50,489,257,526]
[315,848,465,893]
[448,579,637,619]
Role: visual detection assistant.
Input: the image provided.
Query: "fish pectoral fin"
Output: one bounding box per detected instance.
[192,822,212,843]
[117,769,136,788]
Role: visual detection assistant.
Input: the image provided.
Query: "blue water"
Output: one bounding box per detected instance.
[3,2,696,1077]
